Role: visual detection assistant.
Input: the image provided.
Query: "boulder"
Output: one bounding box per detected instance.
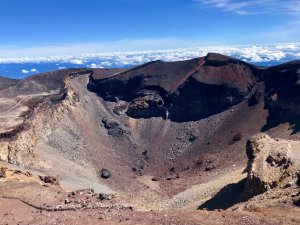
[39,175,59,185]
[244,134,300,197]
[205,163,216,171]
[98,193,113,200]
[103,118,120,129]
[113,101,128,115]
[101,116,125,137]
[100,168,111,179]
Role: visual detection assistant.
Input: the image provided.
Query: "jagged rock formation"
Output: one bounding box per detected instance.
[244,134,300,197]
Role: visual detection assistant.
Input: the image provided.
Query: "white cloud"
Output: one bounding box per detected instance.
[99,61,112,67]
[89,63,97,68]
[21,69,29,74]
[196,0,300,15]
[69,59,84,65]
[88,63,104,69]
[58,66,66,69]
[30,68,38,73]
[2,43,299,68]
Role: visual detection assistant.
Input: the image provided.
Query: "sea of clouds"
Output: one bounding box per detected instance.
[0,43,299,78]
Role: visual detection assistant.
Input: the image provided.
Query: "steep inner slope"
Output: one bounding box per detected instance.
[0,54,300,213]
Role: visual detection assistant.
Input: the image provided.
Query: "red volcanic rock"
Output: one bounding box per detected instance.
[88,53,260,121]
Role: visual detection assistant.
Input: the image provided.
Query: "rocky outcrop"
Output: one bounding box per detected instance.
[0,69,89,164]
[113,101,128,115]
[126,92,165,118]
[102,116,125,137]
[244,134,300,197]
[39,175,60,185]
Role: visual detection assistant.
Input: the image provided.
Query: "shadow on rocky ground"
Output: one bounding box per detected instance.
[198,178,250,210]
[261,112,300,134]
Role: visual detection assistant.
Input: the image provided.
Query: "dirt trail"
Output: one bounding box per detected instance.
[0,96,29,115]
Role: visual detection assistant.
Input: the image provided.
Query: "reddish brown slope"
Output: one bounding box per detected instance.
[88,53,260,122]
[0,76,19,91]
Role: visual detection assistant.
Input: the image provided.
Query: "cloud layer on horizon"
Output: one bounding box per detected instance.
[1,43,299,69]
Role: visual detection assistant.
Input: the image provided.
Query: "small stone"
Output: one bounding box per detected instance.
[151,177,159,181]
[205,163,216,171]
[170,166,176,173]
[0,168,6,178]
[56,205,63,210]
[98,193,113,200]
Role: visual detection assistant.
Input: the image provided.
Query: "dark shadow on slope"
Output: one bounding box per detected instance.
[198,178,251,210]
[261,111,300,135]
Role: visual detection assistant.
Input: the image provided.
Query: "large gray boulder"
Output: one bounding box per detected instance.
[244,134,300,197]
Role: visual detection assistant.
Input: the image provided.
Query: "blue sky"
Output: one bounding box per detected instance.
[0,0,300,58]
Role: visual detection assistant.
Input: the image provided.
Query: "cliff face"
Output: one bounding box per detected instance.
[0,69,91,164]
